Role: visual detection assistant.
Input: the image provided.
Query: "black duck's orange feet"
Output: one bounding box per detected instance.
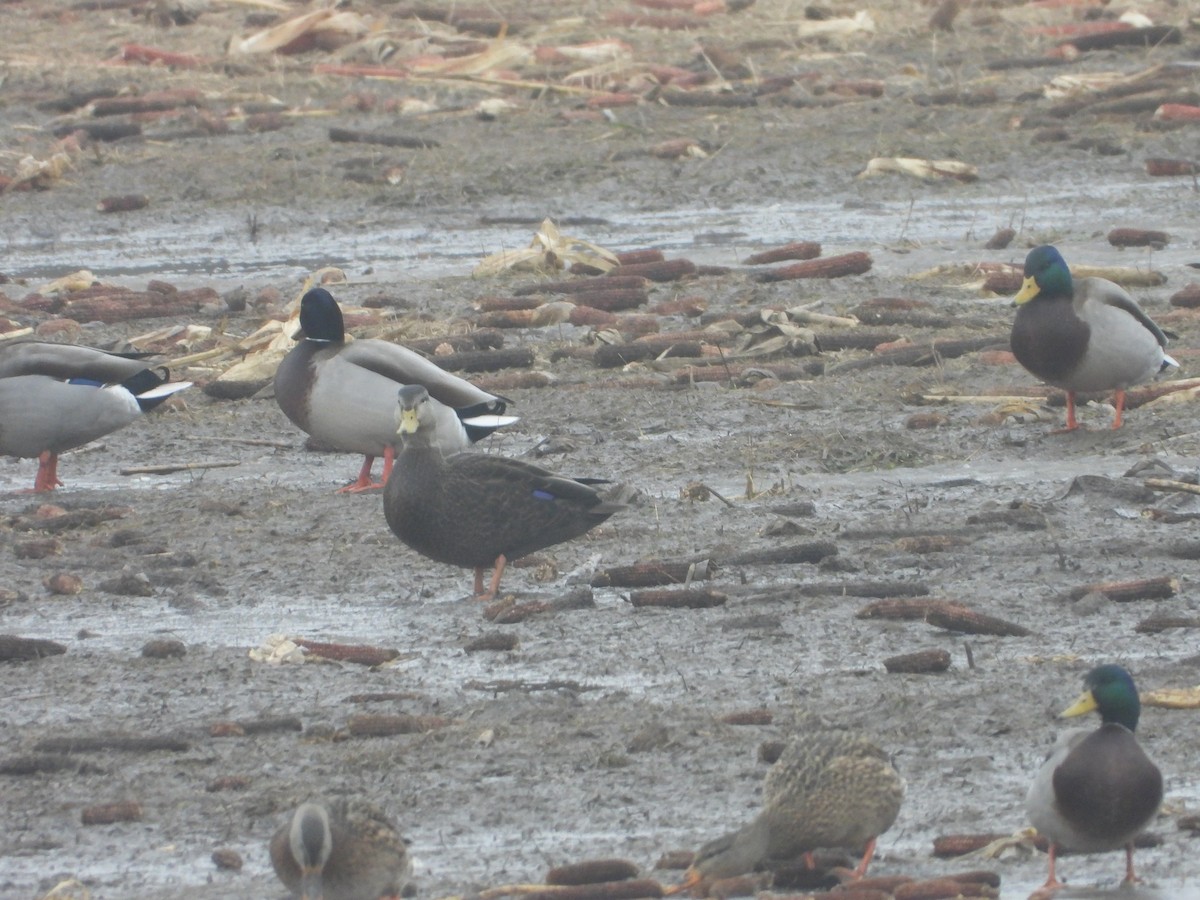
[472,555,509,601]
[1122,842,1140,884]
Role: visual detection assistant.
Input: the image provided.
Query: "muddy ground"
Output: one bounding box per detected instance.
[3,1,1200,899]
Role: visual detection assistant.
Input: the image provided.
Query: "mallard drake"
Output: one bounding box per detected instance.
[270,799,410,900]
[384,384,626,600]
[1026,664,1162,889]
[1010,245,1178,430]
[0,340,190,492]
[274,288,517,492]
[675,731,904,891]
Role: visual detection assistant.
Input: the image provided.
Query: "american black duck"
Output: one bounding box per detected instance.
[384,384,625,600]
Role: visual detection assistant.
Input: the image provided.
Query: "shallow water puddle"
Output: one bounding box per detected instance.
[4,178,1192,287]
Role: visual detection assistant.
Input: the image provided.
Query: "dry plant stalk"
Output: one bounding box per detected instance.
[628,588,727,609]
[1061,575,1180,602]
[883,649,952,674]
[925,606,1031,637]
[346,714,450,737]
[294,639,402,666]
[546,860,641,886]
[82,801,142,826]
[592,560,713,587]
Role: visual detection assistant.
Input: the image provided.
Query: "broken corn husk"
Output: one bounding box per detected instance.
[10,152,74,191]
[1142,686,1200,709]
[248,634,306,665]
[859,157,979,182]
[230,8,369,55]
[38,270,98,295]
[796,10,876,38]
[473,218,619,277]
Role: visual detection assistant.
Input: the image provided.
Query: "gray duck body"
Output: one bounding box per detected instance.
[274,288,514,486]
[1025,664,1162,887]
[0,340,189,490]
[1009,246,1176,429]
[1011,276,1173,394]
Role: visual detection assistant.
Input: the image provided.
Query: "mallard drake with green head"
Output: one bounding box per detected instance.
[1026,664,1162,889]
[384,384,626,600]
[274,288,517,492]
[0,340,190,492]
[1010,245,1178,430]
[270,799,410,900]
[675,731,904,891]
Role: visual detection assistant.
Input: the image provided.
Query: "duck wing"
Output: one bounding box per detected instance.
[0,341,160,382]
[1076,278,1170,348]
[339,339,509,413]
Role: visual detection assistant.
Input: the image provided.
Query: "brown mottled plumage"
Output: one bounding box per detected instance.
[270,799,410,900]
[679,731,904,889]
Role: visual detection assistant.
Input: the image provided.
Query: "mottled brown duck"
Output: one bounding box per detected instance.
[275,287,516,492]
[1010,245,1178,430]
[384,384,626,600]
[674,730,904,891]
[1026,664,1162,889]
[270,799,410,900]
[0,340,190,492]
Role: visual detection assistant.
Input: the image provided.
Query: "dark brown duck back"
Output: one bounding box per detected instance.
[384,436,624,570]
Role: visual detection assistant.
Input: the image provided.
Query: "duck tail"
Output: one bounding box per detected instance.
[121,366,168,396]
[459,399,519,442]
[123,367,192,411]
[1161,353,1180,373]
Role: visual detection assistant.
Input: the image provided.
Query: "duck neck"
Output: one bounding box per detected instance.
[698,816,770,878]
[394,435,444,486]
[1100,693,1140,732]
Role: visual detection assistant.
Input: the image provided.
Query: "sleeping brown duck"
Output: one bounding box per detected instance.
[384,384,626,600]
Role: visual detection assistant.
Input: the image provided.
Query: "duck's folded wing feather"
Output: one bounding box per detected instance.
[1079,278,1170,348]
[0,342,153,382]
[338,340,506,410]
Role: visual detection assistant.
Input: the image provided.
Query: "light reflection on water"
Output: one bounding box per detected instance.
[3,178,1194,288]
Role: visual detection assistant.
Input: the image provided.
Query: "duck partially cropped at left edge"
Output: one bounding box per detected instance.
[274,288,518,492]
[0,341,191,492]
